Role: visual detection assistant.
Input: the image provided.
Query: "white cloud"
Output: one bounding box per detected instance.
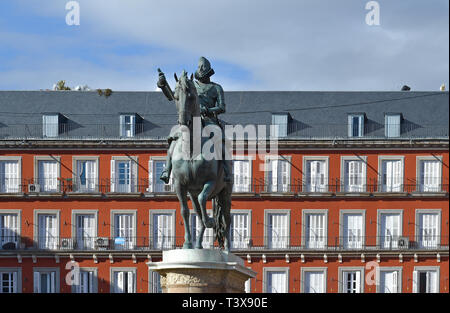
[1,0,448,91]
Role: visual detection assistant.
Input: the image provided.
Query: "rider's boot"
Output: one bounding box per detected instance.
[160,156,172,184]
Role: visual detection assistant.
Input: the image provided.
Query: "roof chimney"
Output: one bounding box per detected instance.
[440,84,446,91]
[401,85,411,91]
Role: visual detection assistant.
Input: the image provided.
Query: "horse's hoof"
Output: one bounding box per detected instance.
[183,242,193,249]
[195,245,203,249]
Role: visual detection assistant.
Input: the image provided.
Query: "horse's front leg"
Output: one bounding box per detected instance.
[175,183,192,249]
[198,180,216,228]
[190,195,205,249]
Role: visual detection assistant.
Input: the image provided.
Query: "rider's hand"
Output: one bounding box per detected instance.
[157,69,167,88]
[200,106,208,115]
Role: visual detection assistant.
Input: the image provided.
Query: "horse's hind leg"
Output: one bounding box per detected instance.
[190,195,205,249]
[198,181,216,229]
[176,183,192,249]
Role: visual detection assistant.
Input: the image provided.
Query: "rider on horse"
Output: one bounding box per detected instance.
[157,56,232,184]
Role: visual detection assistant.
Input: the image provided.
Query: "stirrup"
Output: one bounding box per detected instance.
[160,171,170,184]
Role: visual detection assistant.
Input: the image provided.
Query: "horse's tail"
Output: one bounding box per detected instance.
[213,186,232,249]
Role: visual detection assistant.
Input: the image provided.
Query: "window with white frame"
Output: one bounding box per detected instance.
[151,212,175,250]
[111,269,135,293]
[72,269,97,293]
[264,269,288,293]
[0,269,20,293]
[266,157,290,193]
[148,159,173,193]
[37,214,58,250]
[348,114,364,137]
[245,279,251,293]
[230,211,251,249]
[110,157,137,193]
[417,158,442,192]
[42,114,59,138]
[112,213,135,249]
[304,212,326,249]
[233,159,251,192]
[380,158,403,192]
[413,268,439,293]
[304,159,328,192]
[191,212,213,249]
[33,269,59,293]
[379,212,401,249]
[417,211,440,249]
[271,113,289,138]
[342,212,364,249]
[377,268,401,293]
[149,270,162,293]
[266,211,289,249]
[75,214,96,250]
[340,269,363,293]
[302,269,326,293]
[120,114,136,138]
[37,160,59,192]
[74,159,97,192]
[0,159,20,193]
[0,213,19,249]
[385,114,401,137]
[342,158,367,192]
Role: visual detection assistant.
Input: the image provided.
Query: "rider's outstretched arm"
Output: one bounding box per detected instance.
[157,68,174,101]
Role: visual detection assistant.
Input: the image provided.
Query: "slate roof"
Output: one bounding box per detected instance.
[0,90,448,140]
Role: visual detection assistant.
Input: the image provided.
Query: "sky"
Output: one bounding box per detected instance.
[0,0,448,91]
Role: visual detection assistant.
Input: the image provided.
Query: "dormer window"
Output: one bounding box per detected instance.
[271,113,289,138]
[348,114,365,138]
[42,114,61,138]
[120,114,136,138]
[385,113,402,138]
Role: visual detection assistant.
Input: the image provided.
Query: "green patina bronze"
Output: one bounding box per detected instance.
[156,57,232,251]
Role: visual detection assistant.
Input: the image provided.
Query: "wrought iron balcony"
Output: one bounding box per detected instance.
[0,177,448,195]
[1,236,447,252]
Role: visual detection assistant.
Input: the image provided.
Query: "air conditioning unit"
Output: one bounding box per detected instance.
[60,238,73,250]
[95,237,110,249]
[28,184,40,193]
[398,237,409,249]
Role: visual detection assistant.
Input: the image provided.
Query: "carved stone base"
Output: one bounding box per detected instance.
[147,249,256,293]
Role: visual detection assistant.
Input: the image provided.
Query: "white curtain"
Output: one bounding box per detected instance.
[231,213,249,249]
[191,213,213,249]
[379,271,398,293]
[381,214,400,249]
[304,271,325,293]
[0,214,19,247]
[306,160,326,192]
[43,115,58,137]
[0,161,19,193]
[38,161,58,192]
[419,213,438,248]
[420,160,440,192]
[233,160,250,192]
[38,215,57,249]
[268,213,288,249]
[77,160,96,192]
[306,214,325,249]
[382,160,402,192]
[115,214,134,249]
[385,114,401,137]
[267,271,287,293]
[345,160,364,192]
[153,214,173,249]
[267,159,289,192]
[344,214,363,249]
[76,214,95,249]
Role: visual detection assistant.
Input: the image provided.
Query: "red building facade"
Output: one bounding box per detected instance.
[0,90,448,293]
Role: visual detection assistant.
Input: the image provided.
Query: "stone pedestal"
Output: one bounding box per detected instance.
[147,249,256,293]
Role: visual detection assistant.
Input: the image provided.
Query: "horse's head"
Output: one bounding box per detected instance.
[173,70,199,127]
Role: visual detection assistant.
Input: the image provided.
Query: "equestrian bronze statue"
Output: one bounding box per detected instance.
[156,57,233,251]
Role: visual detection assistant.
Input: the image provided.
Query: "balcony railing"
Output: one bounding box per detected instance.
[0,236,447,252]
[1,177,448,194]
[0,123,448,140]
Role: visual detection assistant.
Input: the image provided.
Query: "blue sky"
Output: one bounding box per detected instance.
[0,0,448,91]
